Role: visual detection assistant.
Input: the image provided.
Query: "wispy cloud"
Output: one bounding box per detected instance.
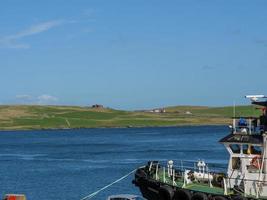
[15,94,33,104]
[0,20,64,49]
[37,94,58,105]
[15,94,58,105]
[254,39,267,47]
[16,94,33,100]
[201,65,216,70]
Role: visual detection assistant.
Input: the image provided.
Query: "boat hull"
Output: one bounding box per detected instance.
[133,167,171,200]
[132,166,254,200]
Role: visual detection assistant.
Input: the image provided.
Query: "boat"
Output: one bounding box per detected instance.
[3,194,26,200]
[133,95,267,200]
[107,194,145,200]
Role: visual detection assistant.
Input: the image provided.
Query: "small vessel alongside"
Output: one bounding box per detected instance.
[3,194,26,200]
[133,95,267,200]
[107,194,145,200]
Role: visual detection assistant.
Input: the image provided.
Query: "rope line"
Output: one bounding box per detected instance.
[80,168,137,200]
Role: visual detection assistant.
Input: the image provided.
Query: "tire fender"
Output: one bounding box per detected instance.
[173,189,191,200]
[213,196,228,200]
[191,192,208,200]
[158,185,174,200]
[232,196,247,200]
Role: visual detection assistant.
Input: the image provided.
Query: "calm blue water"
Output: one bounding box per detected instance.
[0,126,229,200]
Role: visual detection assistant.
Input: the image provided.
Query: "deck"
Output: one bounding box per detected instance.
[152,169,229,196]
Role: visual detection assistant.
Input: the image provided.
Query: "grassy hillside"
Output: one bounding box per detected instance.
[166,105,261,117]
[0,105,262,130]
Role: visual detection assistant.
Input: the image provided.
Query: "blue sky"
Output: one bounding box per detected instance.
[1,0,267,109]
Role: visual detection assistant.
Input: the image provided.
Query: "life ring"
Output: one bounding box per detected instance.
[158,185,174,200]
[250,156,262,169]
[212,196,228,200]
[173,189,191,200]
[191,192,208,200]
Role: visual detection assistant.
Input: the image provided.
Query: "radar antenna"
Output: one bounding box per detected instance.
[245,95,267,102]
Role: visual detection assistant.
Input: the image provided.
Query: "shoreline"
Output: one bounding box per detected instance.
[0,123,228,132]
[0,104,257,132]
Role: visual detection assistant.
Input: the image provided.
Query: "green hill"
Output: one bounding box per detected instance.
[165,105,261,117]
[0,105,262,130]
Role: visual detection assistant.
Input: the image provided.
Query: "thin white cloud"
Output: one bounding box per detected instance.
[37,94,58,105]
[8,20,63,40]
[0,20,64,49]
[15,94,33,104]
[16,94,33,100]
[15,94,58,105]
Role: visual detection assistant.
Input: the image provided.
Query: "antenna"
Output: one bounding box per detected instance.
[233,100,236,132]
[233,101,236,118]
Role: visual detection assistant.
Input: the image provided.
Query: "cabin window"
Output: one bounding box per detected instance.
[251,146,262,155]
[243,145,249,154]
[230,144,241,154]
[232,157,241,170]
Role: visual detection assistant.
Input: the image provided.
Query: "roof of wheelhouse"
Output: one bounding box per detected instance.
[252,101,267,107]
[219,96,267,145]
[219,133,263,144]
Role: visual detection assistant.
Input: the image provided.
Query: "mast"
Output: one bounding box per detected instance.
[233,101,236,132]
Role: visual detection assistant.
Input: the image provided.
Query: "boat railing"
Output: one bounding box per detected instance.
[232,117,262,135]
[148,160,226,172]
[148,160,227,185]
[148,161,267,198]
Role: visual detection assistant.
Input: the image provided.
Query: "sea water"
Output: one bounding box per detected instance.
[0,126,229,200]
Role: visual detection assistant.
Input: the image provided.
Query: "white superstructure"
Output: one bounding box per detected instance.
[220,96,267,198]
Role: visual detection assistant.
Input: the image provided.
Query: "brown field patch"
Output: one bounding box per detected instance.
[0,106,36,120]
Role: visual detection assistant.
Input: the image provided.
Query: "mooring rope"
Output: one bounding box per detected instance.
[80,168,138,200]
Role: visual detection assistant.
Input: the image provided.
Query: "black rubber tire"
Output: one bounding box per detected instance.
[173,189,191,200]
[158,185,174,200]
[232,196,247,200]
[136,169,147,179]
[213,196,228,200]
[191,192,208,200]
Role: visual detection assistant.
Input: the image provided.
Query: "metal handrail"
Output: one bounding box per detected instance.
[232,117,264,135]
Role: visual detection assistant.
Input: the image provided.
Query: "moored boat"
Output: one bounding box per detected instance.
[3,194,26,200]
[107,194,145,200]
[133,95,267,200]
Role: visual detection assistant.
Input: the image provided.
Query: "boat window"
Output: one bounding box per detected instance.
[230,144,241,154]
[232,157,241,170]
[251,146,262,155]
[243,145,249,154]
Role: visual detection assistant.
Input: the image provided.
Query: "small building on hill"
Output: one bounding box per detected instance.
[185,111,192,115]
[91,104,104,109]
[149,108,166,113]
